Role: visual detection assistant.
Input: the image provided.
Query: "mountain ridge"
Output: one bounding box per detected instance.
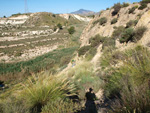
[71,9,96,16]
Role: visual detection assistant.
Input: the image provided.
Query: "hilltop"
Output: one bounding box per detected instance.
[71,9,96,16]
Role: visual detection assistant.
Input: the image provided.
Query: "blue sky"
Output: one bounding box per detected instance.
[0,0,141,17]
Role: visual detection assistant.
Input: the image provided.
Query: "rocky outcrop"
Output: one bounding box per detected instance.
[59,14,92,22]
[137,10,150,46]
[0,15,29,25]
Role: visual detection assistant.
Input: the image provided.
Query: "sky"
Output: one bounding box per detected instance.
[0,0,141,17]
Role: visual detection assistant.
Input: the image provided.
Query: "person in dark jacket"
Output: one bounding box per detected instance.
[85,88,97,113]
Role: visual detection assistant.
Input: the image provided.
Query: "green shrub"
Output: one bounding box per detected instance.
[112,26,125,39]
[119,27,134,43]
[111,18,118,24]
[89,34,105,47]
[53,26,57,31]
[93,17,107,25]
[106,8,110,10]
[68,26,75,35]
[137,13,143,19]
[133,26,147,42]
[99,17,107,25]
[112,3,122,16]
[128,6,137,14]
[141,0,150,4]
[138,3,147,10]
[57,23,63,29]
[122,2,129,7]
[126,20,138,28]
[78,46,90,56]
[14,51,22,57]
[134,5,139,9]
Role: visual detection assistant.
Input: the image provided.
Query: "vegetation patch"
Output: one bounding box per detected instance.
[93,17,107,26]
[102,37,116,50]
[111,18,118,24]
[103,46,150,112]
[128,6,138,14]
[68,26,75,35]
[78,46,90,56]
[0,47,77,77]
[119,27,134,43]
[122,2,130,7]
[67,62,102,99]
[133,26,147,42]
[112,26,125,39]
[126,19,138,28]
[99,17,107,25]
[85,47,97,61]
[89,34,105,47]
[112,3,122,16]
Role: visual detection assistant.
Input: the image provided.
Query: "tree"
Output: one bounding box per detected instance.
[3,16,6,18]
[112,3,122,16]
[68,26,75,35]
[57,23,63,29]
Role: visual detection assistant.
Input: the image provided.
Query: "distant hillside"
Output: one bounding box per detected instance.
[71,9,96,16]
[24,12,82,28]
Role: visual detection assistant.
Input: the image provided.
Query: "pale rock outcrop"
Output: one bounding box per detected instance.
[137,10,150,46]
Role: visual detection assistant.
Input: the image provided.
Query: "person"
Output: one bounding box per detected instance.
[85,88,97,113]
[71,59,76,67]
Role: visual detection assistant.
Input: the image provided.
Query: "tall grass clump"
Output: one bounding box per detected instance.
[100,48,124,70]
[103,45,150,112]
[67,61,102,99]
[20,71,78,113]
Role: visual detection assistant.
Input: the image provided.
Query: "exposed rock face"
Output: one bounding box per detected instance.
[137,10,150,46]
[59,14,92,22]
[0,15,29,25]
[80,3,150,47]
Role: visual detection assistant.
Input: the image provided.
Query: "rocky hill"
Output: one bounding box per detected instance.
[80,3,150,47]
